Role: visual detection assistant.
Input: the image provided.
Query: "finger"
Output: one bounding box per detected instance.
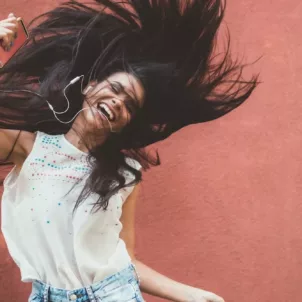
[0,22,18,30]
[1,36,10,50]
[7,13,18,24]
[0,28,14,39]
[0,28,14,49]
[0,22,19,40]
[8,17,18,29]
[3,22,18,35]
[8,13,15,21]
[208,293,225,302]
[0,17,18,24]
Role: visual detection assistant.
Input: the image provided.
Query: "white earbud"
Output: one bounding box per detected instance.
[70,76,82,85]
[0,75,115,131]
[46,76,115,131]
[83,85,93,95]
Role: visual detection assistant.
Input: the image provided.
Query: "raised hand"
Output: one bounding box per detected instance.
[0,13,19,51]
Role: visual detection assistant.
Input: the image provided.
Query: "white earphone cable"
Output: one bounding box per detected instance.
[46,75,85,115]
[0,75,115,131]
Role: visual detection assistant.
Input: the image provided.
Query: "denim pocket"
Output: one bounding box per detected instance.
[129,280,145,302]
[95,282,136,302]
[28,293,42,302]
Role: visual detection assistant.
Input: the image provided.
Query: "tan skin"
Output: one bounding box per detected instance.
[0,13,18,49]
[0,14,225,302]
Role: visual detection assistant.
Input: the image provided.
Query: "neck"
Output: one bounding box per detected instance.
[64,124,108,153]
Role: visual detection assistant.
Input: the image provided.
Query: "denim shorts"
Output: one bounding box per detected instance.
[28,263,145,302]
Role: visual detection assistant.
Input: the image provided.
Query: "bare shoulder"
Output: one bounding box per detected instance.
[18,131,37,156]
[0,129,36,165]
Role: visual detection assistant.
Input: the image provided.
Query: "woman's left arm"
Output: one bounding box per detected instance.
[120,185,225,302]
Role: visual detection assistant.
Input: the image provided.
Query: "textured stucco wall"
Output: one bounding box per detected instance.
[1,1,302,301]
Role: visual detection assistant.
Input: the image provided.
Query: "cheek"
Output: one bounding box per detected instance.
[114,111,131,131]
[82,100,91,114]
[81,106,100,126]
[122,110,132,124]
[82,101,98,122]
[84,109,95,121]
[81,102,92,118]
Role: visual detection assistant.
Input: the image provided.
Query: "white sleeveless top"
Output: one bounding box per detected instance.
[1,131,141,289]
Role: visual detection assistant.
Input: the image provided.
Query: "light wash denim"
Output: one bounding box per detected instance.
[29,263,144,302]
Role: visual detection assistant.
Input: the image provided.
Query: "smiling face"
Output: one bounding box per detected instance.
[80,72,145,136]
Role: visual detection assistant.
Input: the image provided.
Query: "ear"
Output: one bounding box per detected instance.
[83,85,93,95]
[83,81,98,95]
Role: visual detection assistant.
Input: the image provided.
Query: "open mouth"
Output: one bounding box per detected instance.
[97,103,116,122]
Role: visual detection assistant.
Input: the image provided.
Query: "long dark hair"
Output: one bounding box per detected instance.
[0,0,258,212]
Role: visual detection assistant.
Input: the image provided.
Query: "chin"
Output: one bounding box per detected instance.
[80,110,113,134]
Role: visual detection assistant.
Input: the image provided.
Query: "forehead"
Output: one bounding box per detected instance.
[107,72,145,107]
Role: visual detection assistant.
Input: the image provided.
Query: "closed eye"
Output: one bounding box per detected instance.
[110,82,121,94]
[110,81,138,116]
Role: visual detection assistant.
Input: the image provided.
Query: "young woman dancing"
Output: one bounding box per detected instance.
[0,1,257,301]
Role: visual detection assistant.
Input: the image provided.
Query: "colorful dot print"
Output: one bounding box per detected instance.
[42,136,62,149]
[28,134,91,184]
[4,130,138,281]
[27,133,93,226]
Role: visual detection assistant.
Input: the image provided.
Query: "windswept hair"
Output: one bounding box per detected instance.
[0,0,258,211]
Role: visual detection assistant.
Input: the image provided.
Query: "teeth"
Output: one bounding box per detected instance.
[98,104,114,121]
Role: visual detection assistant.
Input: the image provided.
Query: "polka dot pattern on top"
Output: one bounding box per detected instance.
[1,131,142,289]
[28,134,91,184]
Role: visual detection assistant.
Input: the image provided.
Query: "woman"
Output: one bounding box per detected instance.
[0,1,257,301]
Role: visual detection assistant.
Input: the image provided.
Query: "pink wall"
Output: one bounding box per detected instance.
[1,1,302,301]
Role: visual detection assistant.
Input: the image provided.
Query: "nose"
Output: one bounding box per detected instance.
[110,98,122,111]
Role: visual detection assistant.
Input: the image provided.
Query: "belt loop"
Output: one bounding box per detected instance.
[43,284,50,302]
[85,285,97,302]
[131,262,141,285]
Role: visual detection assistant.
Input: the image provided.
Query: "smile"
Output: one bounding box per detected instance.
[97,103,116,122]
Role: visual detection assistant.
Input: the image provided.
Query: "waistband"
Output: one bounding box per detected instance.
[31,263,140,302]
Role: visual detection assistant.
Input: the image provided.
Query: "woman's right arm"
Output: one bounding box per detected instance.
[0,130,35,166]
[0,129,23,164]
[0,14,33,166]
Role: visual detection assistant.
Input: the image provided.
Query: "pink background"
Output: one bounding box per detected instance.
[1,1,302,301]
